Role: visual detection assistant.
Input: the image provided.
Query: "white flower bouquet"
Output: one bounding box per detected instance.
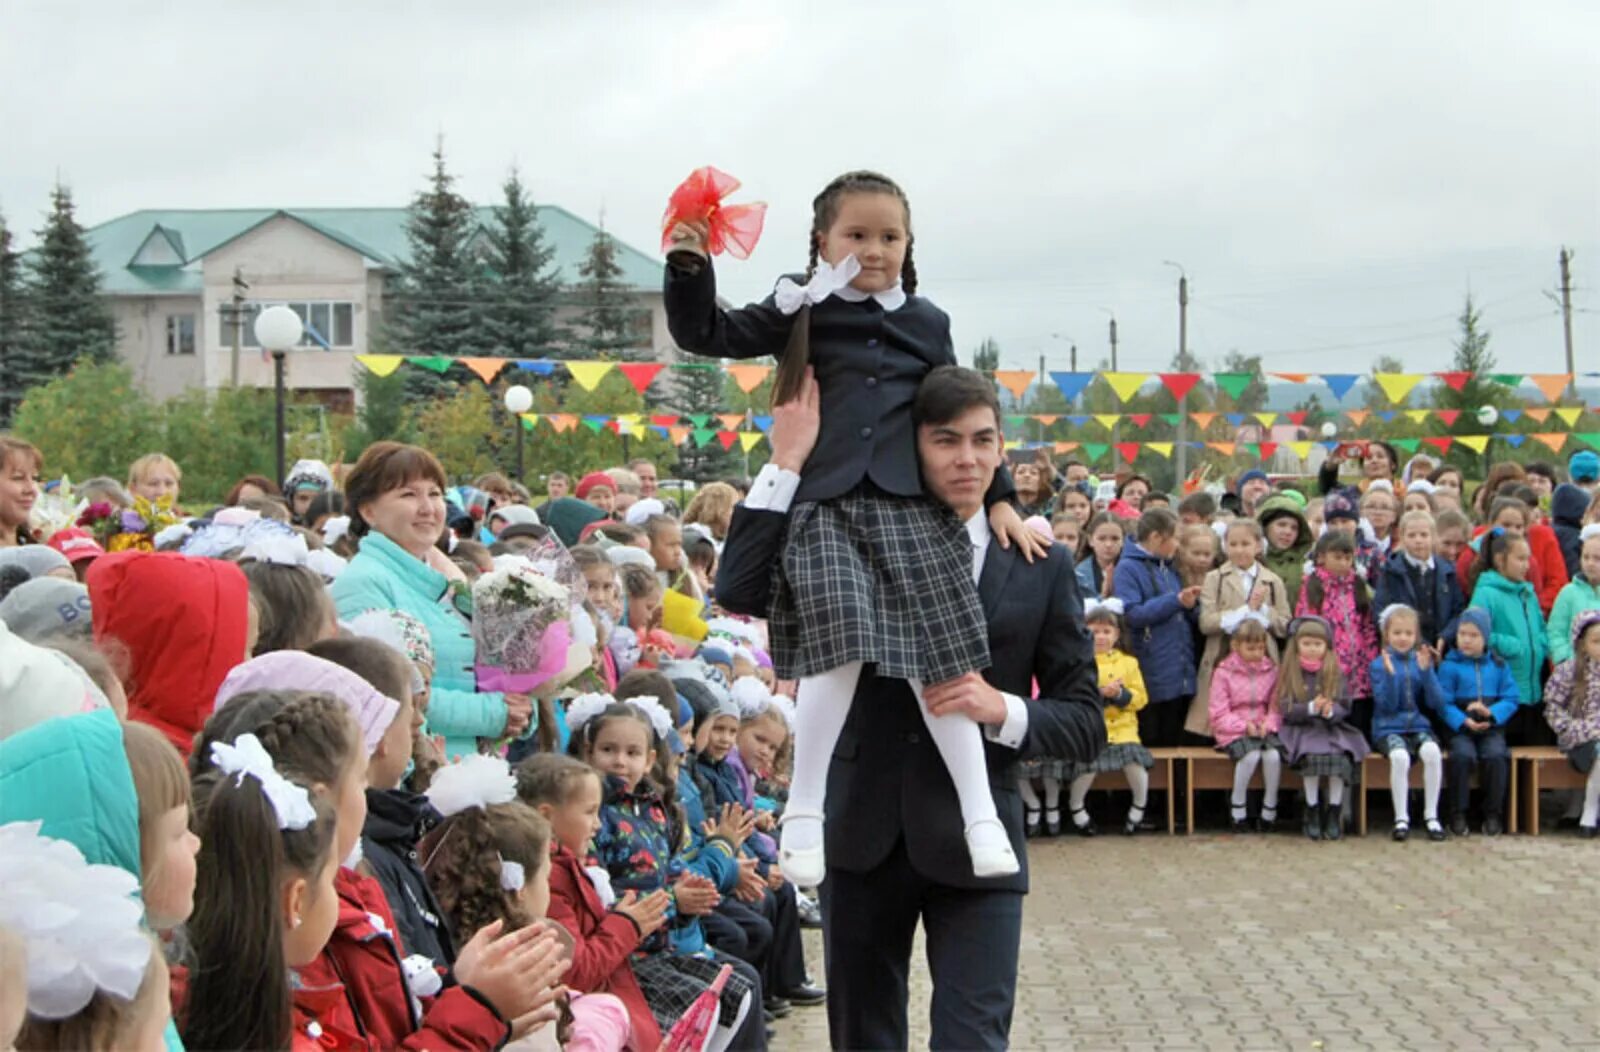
[471,559,581,694]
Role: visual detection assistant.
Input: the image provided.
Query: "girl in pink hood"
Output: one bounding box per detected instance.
[1208,617,1284,833]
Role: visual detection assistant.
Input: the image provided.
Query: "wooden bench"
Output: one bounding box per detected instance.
[1173,747,1303,835]
[1078,748,1180,834]
[1513,746,1584,836]
[1355,751,1513,836]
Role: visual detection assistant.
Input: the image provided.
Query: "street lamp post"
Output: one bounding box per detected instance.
[253,305,304,487]
[504,385,534,482]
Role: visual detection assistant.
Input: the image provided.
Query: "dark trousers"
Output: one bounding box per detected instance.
[756,879,810,996]
[703,900,770,968]
[821,838,1021,1052]
[1447,729,1509,817]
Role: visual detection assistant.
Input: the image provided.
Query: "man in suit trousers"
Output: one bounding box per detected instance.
[717,365,1107,1051]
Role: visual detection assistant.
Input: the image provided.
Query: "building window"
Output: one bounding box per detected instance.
[166,314,196,355]
[244,301,357,349]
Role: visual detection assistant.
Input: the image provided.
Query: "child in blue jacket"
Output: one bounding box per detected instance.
[1436,607,1520,836]
[1370,604,1450,842]
[1113,507,1201,747]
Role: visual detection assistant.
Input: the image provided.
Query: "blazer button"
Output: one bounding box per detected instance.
[860,426,873,439]
[865,376,878,387]
[866,338,880,348]
[906,732,920,744]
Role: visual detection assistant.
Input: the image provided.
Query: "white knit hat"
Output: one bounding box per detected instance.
[0,621,110,742]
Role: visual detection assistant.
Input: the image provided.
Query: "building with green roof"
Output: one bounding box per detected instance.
[82,206,668,402]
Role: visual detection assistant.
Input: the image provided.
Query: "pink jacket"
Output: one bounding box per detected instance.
[1207,651,1282,746]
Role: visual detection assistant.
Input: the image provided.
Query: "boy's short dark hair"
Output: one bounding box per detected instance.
[1178,492,1217,519]
[1142,492,1172,509]
[594,522,644,545]
[1135,507,1179,542]
[913,366,1002,430]
[1525,462,1558,484]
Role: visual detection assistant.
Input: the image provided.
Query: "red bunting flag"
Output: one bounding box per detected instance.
[1286,411,1308,426]
[1257,442,1278,460]
[1423,436,1453,454]
[716,431,739,451]
[1128,414,1152,428]
[651,414,680,428]
[1159,373,1201,401]
[1435,372,1472,392]
[1115,442,1141,463]
[618,363,666,395]
[1435,409,1460,427]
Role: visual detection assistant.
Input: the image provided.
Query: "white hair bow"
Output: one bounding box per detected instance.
[210,734,317,831]
[498,857,525,892]
[243,530,311,567]
[567,692,618,734]
[322,516,352,547]
[730,675,775,720]
[774,255,864,316]
[623,695,676,742]
[425,754,517,818]
[0,822,151,1020]
[1084,597,1125,616]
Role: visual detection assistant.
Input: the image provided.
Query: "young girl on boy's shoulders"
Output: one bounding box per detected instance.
[1207,617,1285,832]
[1064,599,1152,837]
[1543,611,1600,838]
[1275,617,1368,841]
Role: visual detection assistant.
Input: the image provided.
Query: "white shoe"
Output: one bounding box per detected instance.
[778,810,826,888]
[965,818,1021,878]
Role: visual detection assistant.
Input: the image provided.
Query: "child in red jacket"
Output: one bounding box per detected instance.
[518,753,671,1052]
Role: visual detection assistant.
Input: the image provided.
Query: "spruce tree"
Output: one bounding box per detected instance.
[17,184,117,391]
[570,227,640,361]
[0,210,23,424]
[672,357,738,481]
[388,141,482,399]
[482,167,563,360]
[971,336,999,374]
[1432,294,1508,416]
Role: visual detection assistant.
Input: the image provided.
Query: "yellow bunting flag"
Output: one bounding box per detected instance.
[726,364,772,393]
[565,361,614,391]
[460,358,507,384]
[1289,441,1315,460]
[629,424,648,440]
[1373,373,1424,404]
[739,432,764,452]
[1345,410,1369,427]
[1455,435,1490,454]
[1253,412,1278,428]
[993,370,1036,400]
[520,414,540,429]
[1094,414,1120,430]
[355,354,404,377]
[1532,432,1568,453]
[1528,374,1572,402]
[1146,442,1174,458]
[1404,409,1432,424]
[1555,407,1584,427]
[1102,372,1150,404]
[615,414,642,432]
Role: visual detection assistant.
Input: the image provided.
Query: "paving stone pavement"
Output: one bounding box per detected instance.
[773,830,1600,1051]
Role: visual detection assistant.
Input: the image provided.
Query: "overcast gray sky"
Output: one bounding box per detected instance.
[3,1,1595,379]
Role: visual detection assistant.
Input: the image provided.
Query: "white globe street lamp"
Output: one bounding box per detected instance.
[504,385,534,481]
[253,305,304,486]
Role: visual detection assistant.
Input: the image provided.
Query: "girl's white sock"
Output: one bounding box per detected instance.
[1042,775,1062,811]
[786,662,864,855]
[1123,763,1150,809]
[1419,741,1443,822]
[1261,749,1282,815]
[1231,750,1262,819]
[1303,775,1321,807]
[1068,773,1094,815]
[1017,778,1042,810]
[1582,764,1600,828]
[1389,749,1411,824]
[909,678,1000,831]
[1328,775,1346,808]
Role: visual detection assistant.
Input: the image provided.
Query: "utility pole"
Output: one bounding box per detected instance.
[1037,353,1047,447]
[1107,311,1120,455]
[1559,248,1575,400]
[1166,261,1190,485]
[226,267,248,386]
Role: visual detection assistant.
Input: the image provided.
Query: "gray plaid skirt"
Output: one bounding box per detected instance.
[1222,735,1285,762]
[1067,742,1155,780]
[632,951,755,1035]
[767,488,992,682]
[1378,732,1436,757]
[1293,752,1355,781]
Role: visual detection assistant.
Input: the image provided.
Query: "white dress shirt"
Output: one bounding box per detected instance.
[745,463,1029,747]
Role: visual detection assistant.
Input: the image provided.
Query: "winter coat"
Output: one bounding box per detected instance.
[1190,561,1290,733]
[546,844,661,1052]
[1112,538,1198,703]
[589,775,705,955]
[1372,549,1465,650]
[1094,649,1148,745]
[1368,648,1449,741]
[333,530,508,761]
[0,709,187,1052]
[675,764,741,896]
[361,788,454,968]
[1295,567,1379,698]
[1277,665,1368,764]
[1544,612,1600,752]
[1529,522,1569,613]
[1206,651,1282,747]
[1435,649,1521,732]
[1548,576,1600,666]
[1551,483,1590,578]
[294,867,508,1052]
[1256,495,1314,606]
[87,550,250,757]
[1075,555,1115,600]
[1469,570,1549,706]
[1455,530,1558,616]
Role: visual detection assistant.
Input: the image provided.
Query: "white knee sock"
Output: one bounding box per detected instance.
[1042,775,1062,811]
[786,662,864,854]
[1419,741,1443,822]
[1068,774,1094,826]
[910,678,1001,831]
[1123,764,1150,809]
[1389,749,1411,825]
[1261,750,1282,815]
[1017,778,1042,810]
[1303,775,1321,807]
[1328,775,1345,808]
[1231,751,1262,818]
[1582,765,1600,828]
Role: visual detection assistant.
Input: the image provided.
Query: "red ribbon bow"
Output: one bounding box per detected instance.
[660,166,767,260]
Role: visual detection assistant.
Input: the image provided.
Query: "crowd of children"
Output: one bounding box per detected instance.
[2,426,1600,1049]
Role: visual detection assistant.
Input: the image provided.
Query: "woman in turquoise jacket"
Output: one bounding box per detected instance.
[1468,529,1549,730]
[332,443,528,761]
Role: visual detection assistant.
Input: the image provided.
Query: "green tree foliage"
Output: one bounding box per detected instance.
[971,336,1000,375]
[16,184,117,392]
[481,168,563,360]
[671,358,740,481]
[411,384,500,481]
[0,210,23,424]
[569,228,641,361]
[12,361,164,482]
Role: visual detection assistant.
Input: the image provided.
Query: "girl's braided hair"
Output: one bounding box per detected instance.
[190,689,361,790]
[772,170,916,407]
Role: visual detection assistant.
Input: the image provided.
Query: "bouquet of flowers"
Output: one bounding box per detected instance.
[471,558,587,695]
[660,166,767,260]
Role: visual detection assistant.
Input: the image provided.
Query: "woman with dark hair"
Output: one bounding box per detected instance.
[223,474,281,506]
[330,442,531,760]
[1317,439,1399,497]
[1473,462,1528,522]
[1116,473,1152,511]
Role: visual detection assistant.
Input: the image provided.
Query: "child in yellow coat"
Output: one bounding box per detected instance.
[1068,598,1153,835]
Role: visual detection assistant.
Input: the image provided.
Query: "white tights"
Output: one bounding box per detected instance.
[1582,763,1600,829]
[1302,775,1346,808]
[1231,748,1281,818]
[1389,742,1442,825]
[786,661,1000,852]
[1068,765,1149,821]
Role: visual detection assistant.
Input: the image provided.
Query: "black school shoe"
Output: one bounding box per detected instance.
[1024,807,1041,838]
[1483,813,1504,837]
[1303,807,1323,841]
[780,985,826,1007]
[1426,819,1448,842]
[1392,821,1410,842]
[1071,808,1098,837]
[763,998,790,1019]
[1449,813,1469,838]
[1321,804,1342,841]
[1578,824,1598,840]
